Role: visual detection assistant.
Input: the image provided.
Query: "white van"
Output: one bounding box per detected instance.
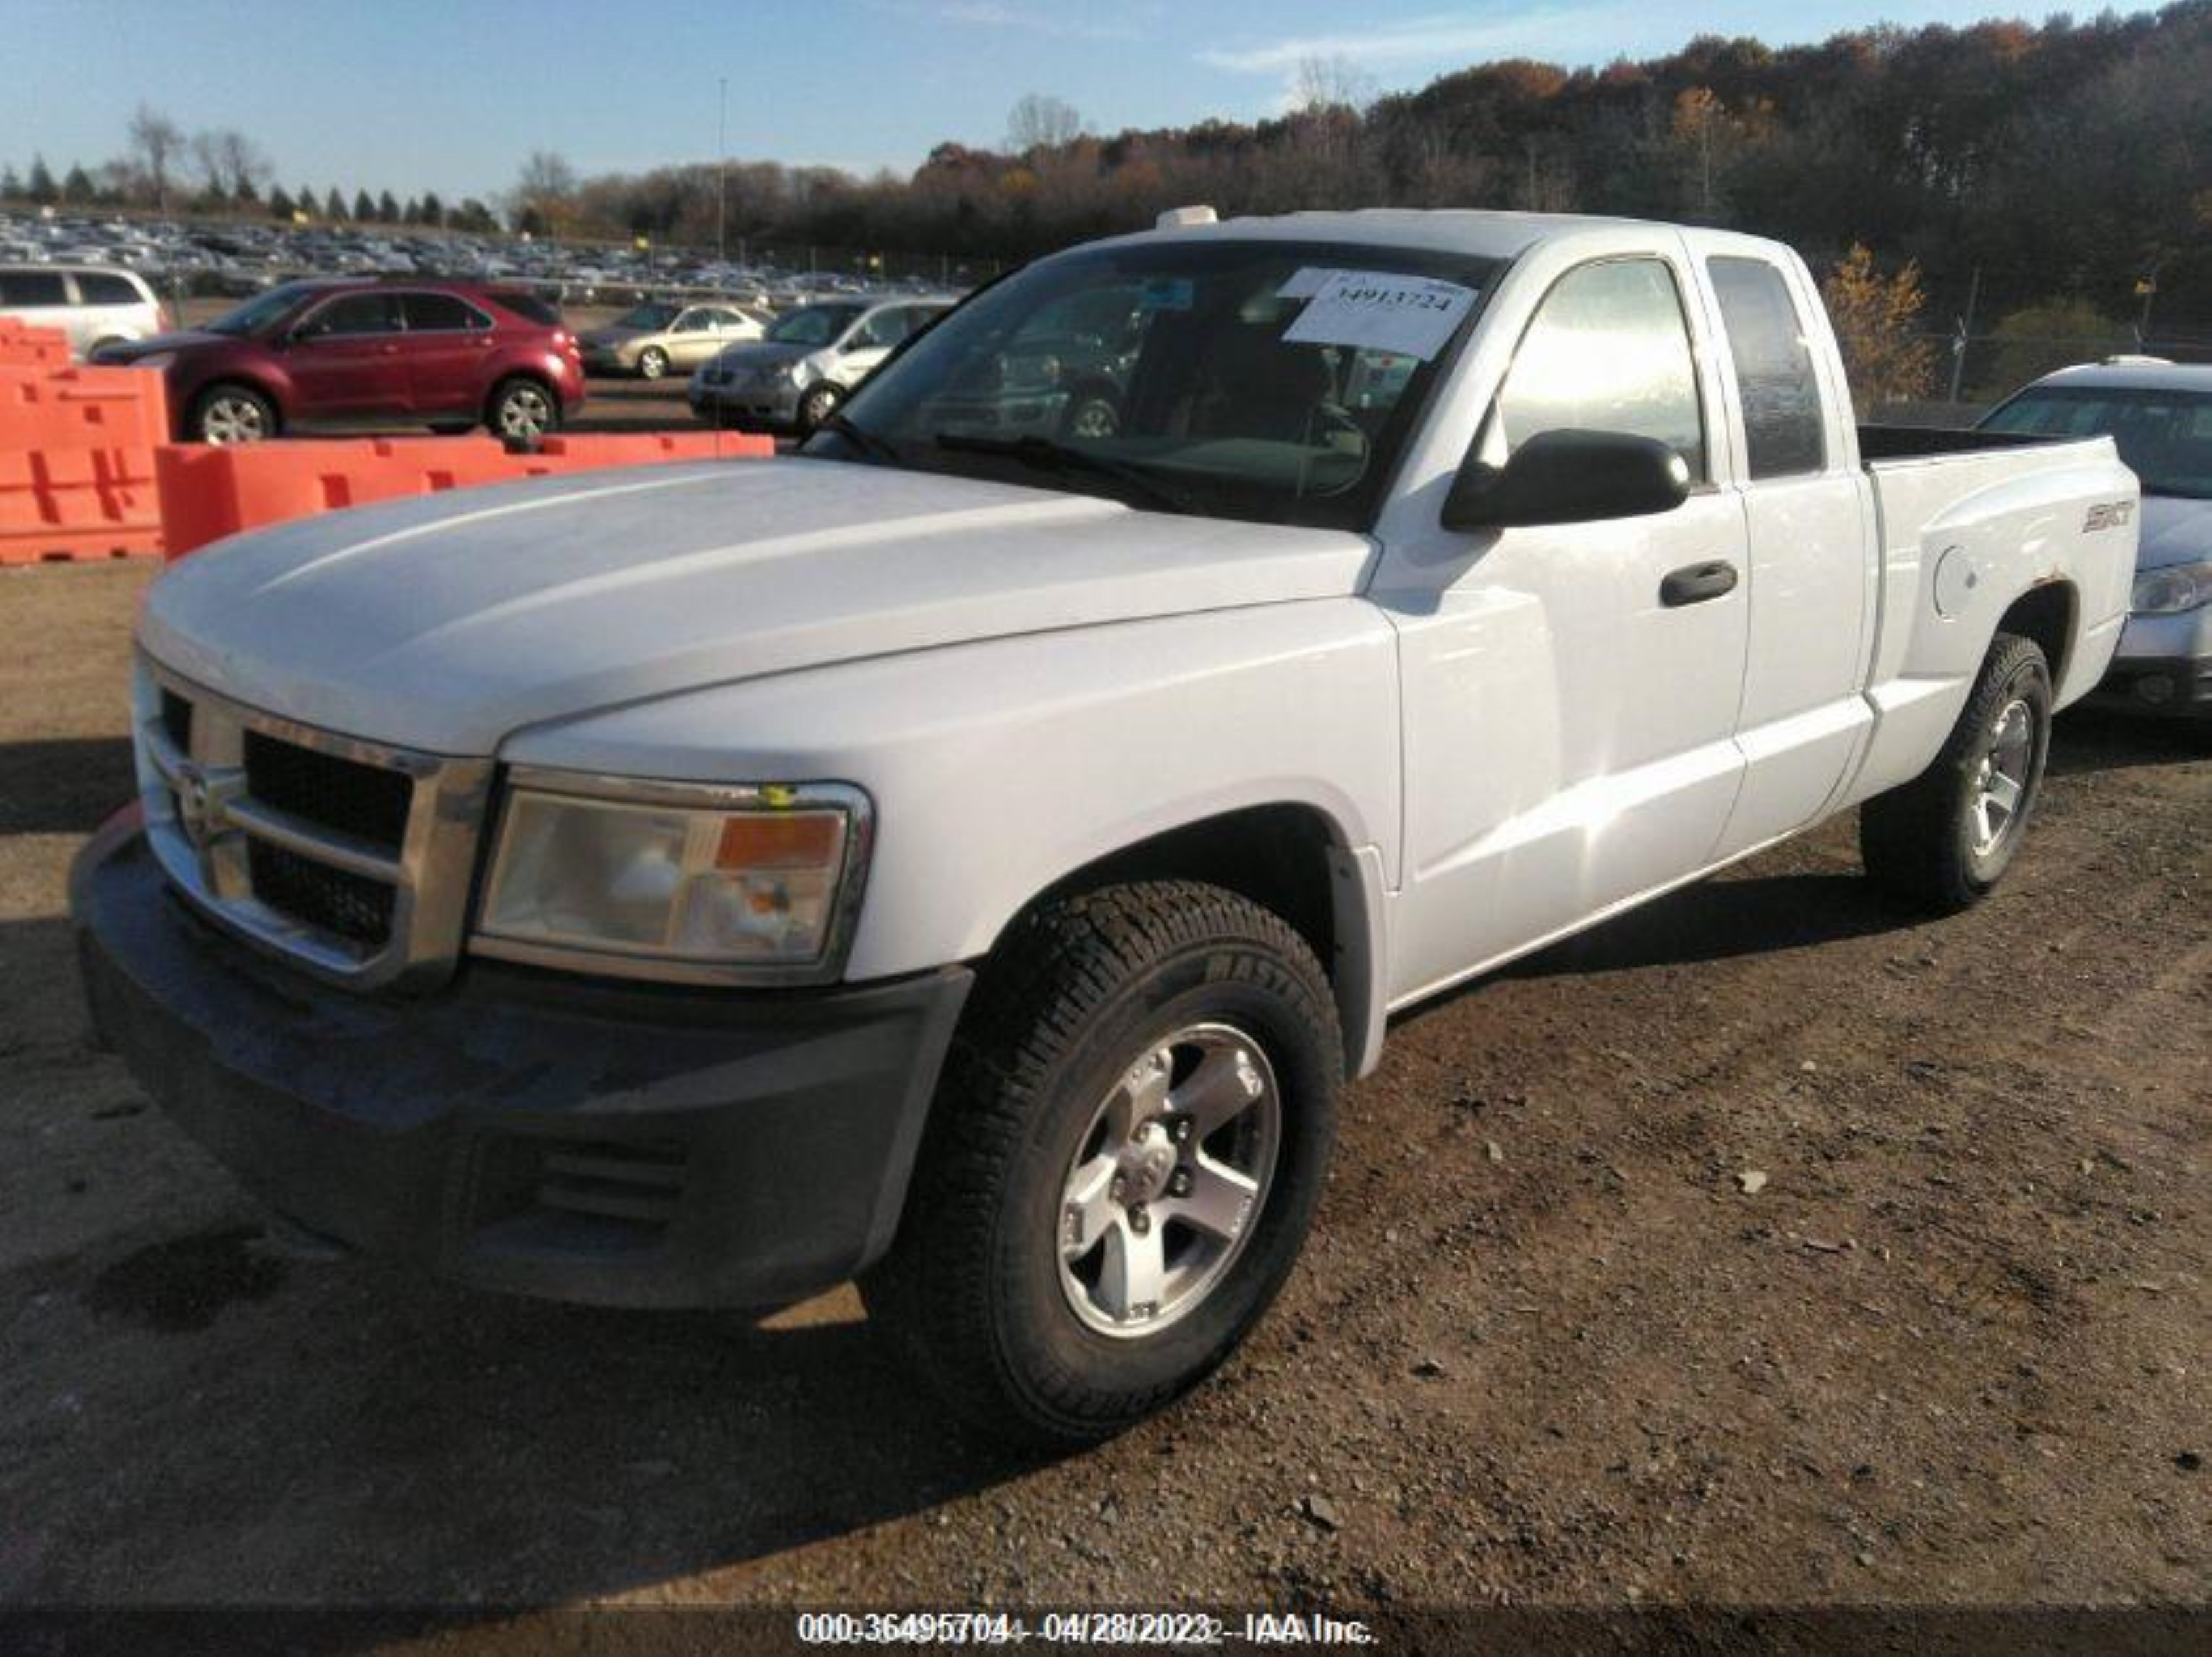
[0,264,168,360]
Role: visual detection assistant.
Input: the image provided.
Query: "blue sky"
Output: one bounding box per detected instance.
[7,0,2060,202]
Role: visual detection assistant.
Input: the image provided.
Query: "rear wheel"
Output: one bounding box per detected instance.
[861,881,1342,1447]
[1861,632,2053,912]
[637,346,669,380]
[486,376,559,442]
[190,383,277,445]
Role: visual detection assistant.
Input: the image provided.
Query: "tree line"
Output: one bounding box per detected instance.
[513,3,2211,338]
[8,5,2208,358]
[1,105,501,231]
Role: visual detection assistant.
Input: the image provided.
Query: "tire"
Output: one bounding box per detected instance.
[637,346,669,380]
[1861,632,2054,913]
[1060,385,1120,440]
[486,376,559,442]
[190,382,277,446]
[796,380,844,435]
[861,881,1343,1448]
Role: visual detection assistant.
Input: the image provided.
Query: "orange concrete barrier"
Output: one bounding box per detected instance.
[0,319,72,371]
[156,429,772,561]
[0,366,169,564]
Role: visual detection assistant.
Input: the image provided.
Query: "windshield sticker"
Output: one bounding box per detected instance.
[1275,267,1340,300]
[1138,277,1196,312]
[1282,272,1478,361]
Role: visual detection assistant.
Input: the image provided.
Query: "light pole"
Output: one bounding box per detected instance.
[716,76,728,268]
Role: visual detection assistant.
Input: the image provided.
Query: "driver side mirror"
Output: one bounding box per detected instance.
[1442,428,1692,532]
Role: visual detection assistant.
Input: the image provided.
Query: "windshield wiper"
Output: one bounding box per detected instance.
[930,431,1197,516]
[818,411,903,465]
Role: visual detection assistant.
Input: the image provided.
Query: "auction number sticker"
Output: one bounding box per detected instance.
[1281,268,1477,360]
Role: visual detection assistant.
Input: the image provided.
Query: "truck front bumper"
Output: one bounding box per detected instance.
[71,810,971,1309]
[2087,607,2212,718]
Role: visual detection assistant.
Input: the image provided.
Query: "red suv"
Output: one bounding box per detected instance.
[95,278,586,444]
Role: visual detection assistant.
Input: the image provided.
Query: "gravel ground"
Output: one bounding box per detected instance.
[0,563,2206,1643]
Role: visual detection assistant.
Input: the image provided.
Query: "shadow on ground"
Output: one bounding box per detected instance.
[0,739,134,836]
[2050,708,2209,777]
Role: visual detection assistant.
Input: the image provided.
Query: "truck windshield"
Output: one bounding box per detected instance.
[813,240,1501,529]
[1982,386,2212,500]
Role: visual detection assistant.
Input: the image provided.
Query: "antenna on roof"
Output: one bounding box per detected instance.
[1155,205,1218,231]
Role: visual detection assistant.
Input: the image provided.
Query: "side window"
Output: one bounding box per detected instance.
[77,272,145,306]
[671,308,708,333]
[852,308,909,349]
[0,270,70,308]
[297,293,402,338]
[1708,257,1828,479]
[401,293,489,332]
[1496,258,1707,480]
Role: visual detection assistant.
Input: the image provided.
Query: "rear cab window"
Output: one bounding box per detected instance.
[1707,257,1828,479]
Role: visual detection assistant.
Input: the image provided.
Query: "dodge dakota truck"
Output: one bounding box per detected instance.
[73,209,2137,1444]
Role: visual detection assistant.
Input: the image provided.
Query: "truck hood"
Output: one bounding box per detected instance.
[2137,494,2211,571]
[140,457,1376,755]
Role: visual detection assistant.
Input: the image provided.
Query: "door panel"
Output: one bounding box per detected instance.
[1389,255,1752,1003]
[1391,495,1751,1000]
[285,292,409,418]
[397,292,495,415]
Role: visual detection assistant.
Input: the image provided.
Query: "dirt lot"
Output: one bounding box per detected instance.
[1,562,2206,1639]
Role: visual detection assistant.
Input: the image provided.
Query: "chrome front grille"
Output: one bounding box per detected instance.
[134,660,493,990]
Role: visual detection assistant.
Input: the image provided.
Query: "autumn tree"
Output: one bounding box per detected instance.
[1822,244,1936,410]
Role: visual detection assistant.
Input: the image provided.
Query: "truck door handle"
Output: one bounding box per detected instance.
[1660,561,1739,607]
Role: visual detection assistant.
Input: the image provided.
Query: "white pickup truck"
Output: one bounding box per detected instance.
[75,209,2137,1444]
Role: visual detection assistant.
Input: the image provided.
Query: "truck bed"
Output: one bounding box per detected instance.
[1857,423,2067,463]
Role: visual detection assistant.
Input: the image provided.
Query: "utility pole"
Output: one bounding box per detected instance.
[2135,258,2164,347]
[1948,266,1982,405]
[715,77,728,267]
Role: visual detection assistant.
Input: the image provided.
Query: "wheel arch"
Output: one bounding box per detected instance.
[1998,579,2078,697]
[980,802,1388,1079]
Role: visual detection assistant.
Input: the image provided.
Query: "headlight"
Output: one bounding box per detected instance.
[475,773,868,981]
[2131,560,2212,615]
[128,351,174,370]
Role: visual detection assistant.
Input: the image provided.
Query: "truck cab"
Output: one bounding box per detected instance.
[74,210,2136,1446]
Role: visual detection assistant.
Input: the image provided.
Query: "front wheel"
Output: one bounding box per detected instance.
[1861,632,2054,912]
[861,882,1342,1447]
[486,376,559,442]
[636,346,669,380]
[190,383,277,445]
[795,380,844,435]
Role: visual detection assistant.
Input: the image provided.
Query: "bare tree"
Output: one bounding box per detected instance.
[510,149,579,232]
[1293,54,1374,115]
[1005,94,1084,154]
[213,129,270,200]
[127,103,185,212]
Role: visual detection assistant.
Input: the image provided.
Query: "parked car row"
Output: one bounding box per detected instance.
[1,205,978,323]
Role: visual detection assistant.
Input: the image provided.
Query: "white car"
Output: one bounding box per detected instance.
[0,262,166,359]
[688,295,957,433]
[1981,358,2211,718]
[75,209,2134,1446]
